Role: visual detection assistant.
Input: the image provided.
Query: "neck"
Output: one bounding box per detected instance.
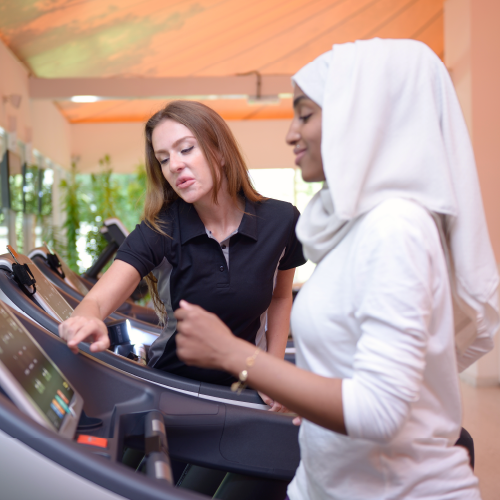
[193,179,245,242]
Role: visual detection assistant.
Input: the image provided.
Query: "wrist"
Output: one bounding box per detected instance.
[220,338,255,376]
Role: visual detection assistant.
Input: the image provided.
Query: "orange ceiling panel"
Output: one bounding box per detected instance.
[0,0,444,122]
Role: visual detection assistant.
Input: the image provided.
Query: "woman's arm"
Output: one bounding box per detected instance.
[175,301,346,434]
[58,260,141,353]
[266,268,295,358]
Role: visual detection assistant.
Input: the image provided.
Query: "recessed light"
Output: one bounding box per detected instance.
[70,95,100,103]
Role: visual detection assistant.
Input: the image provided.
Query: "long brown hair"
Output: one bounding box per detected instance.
[143,100,265,324]
[144,100,264,233]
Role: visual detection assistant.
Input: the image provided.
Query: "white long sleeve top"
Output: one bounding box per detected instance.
[288,199,486,500]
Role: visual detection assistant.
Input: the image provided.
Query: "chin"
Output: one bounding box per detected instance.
[178,189,210,205]
[300,162,325,183]
[301,172,322,183]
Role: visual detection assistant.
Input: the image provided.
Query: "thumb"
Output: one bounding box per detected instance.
[179,300,194,310]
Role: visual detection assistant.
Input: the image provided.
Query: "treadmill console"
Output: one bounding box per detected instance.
[29,246,90,297]
[0,250,74,322]
[0,301,83,437]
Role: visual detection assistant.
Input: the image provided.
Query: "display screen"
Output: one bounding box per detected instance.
[0,307,75,431]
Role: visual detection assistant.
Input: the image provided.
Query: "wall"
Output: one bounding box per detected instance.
[445,0,500,386]
[470,0,500,264]
[30,100,71,169]
[0,39,71,168]
[71,119,295,173]
[444,0,472,132]
[0,39,32,143]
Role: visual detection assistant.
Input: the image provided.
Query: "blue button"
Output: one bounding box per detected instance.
[219,266,224,272]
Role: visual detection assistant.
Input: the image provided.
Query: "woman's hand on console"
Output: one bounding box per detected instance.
[59,316,110,354]
[175,300,237,370]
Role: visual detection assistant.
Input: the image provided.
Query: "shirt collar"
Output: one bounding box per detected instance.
[179,197,258,244]
[237,197,258,241]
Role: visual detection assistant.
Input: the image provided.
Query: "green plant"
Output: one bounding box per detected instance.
[84,155,122,268]
[59,156,147,274]
[116,163,147,231]
[60,161,82,271]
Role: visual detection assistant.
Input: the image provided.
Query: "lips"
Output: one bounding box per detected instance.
[176,176,195,189]
[294,148,306,166]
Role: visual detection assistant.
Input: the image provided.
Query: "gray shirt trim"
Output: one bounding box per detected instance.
[148,257,174,367]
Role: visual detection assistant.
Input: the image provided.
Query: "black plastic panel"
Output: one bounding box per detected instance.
[160,392,218,416]
[219,405,300,475]
[199,382,264,405]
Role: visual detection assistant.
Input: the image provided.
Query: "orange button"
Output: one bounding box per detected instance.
[77,435,108,448]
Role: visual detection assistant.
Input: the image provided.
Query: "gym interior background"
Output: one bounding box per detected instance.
[1,1,500,497]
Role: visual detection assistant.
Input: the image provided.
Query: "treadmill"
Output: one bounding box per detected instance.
[28,244,159,325]
[83,217,148,302]
[0,248,269,411]
[0,299,299,499]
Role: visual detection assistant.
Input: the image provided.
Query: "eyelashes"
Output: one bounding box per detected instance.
[158,145,194,166]
[299,113,313,123]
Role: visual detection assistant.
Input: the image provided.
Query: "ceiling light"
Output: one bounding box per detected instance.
[70,95,100,103]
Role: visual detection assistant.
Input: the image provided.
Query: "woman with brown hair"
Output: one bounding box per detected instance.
[59,101,305,403]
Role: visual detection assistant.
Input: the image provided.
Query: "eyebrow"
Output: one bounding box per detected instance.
[154,135,195,155]
[293,95,309,108]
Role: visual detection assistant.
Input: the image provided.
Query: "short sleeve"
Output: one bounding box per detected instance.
[278,205,307,270]
[115,220,166,278]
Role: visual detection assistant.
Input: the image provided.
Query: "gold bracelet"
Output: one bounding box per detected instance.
[231,347,261,394]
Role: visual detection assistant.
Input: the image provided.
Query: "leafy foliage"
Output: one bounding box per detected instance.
[60,162,82,270]
[59,156,146,272]
[83,155,121,266]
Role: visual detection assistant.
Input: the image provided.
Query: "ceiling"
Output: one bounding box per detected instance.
[0,0,444,123]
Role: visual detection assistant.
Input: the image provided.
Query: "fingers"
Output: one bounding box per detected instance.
[59,317,109,354]
[179,299,194,310]
[258,391,275,407]
[258,392,290,413]
[292,416,302,426]
[270,401,284,412]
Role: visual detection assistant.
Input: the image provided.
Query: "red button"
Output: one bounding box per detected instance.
[77,435,108,448]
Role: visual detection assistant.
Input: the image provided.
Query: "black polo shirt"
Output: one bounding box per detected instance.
[115,197,305,385]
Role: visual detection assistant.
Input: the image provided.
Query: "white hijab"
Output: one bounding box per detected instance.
[293,38,499,353]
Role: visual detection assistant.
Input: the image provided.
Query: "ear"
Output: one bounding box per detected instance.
[220,156,225,167]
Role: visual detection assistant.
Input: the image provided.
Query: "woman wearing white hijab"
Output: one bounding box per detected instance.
[174,38,499,499]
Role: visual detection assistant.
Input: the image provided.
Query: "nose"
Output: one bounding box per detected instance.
[286,119,300,146]
[168,151,185,172]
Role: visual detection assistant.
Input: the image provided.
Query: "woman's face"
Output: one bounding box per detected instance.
[152,119,218,205]
[286,85,325,182]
